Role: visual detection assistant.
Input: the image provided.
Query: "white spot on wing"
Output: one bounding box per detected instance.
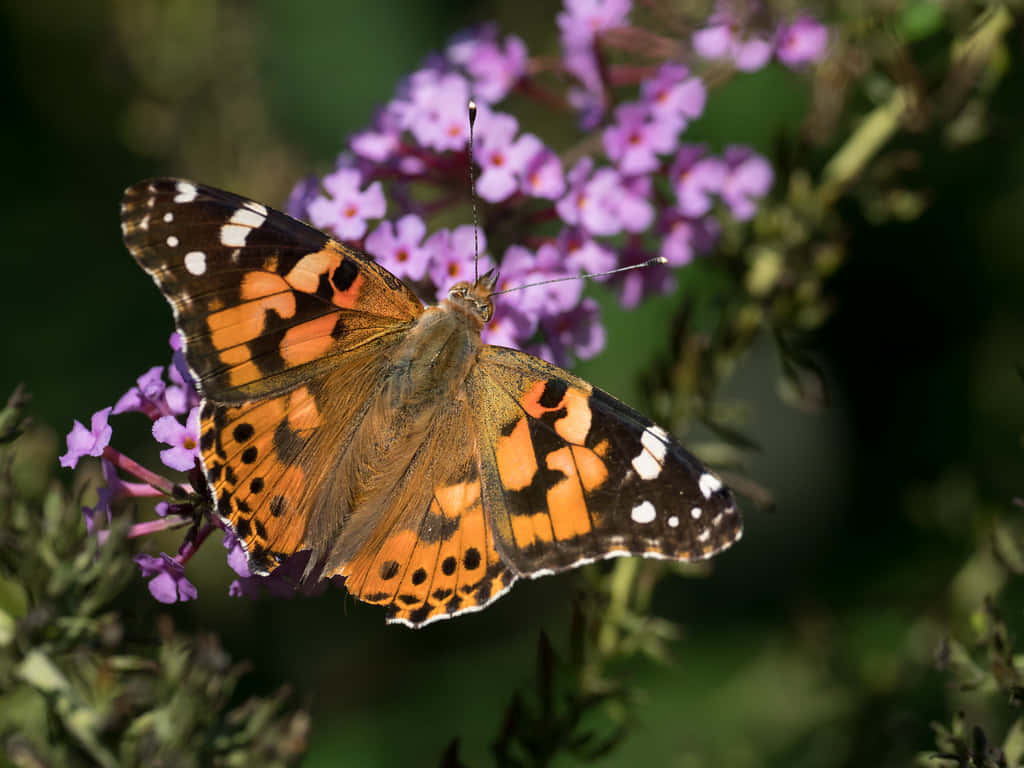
[166,235,179,247]
[690,506,702,519]
[163,212,174,223]
[630,500,656,524]
[697,530,711,543]
[220,224,249,247]
[699,473,722,499]
[219,204,266,248]
[184,251,207,276]
[631,425,669,480]
[668,515,679,528]
[173,181,198,203]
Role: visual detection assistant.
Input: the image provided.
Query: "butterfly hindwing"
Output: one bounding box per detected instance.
[469,346,742,576]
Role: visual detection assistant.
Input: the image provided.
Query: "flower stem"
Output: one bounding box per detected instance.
[102,446,175,495]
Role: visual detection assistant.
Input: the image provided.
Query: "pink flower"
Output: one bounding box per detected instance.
[60,407,113,469]
[366,214,431,282]
[775,16,829,68]
[308,168,386,241]
[152,405,201,473]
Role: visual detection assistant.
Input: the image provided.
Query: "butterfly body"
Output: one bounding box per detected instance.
[121,178,742,627]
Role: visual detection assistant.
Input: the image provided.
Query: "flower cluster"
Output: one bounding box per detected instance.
[63,0,827,603]
[288,2,824,368]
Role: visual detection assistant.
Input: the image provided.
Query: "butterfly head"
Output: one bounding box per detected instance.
[446,268,497,325]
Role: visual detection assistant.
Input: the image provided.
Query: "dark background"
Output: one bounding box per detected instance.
[3,1,1023,765]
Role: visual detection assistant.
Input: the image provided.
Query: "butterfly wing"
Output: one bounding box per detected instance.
[350,345,741,628]
[121,179,425,573]
[468,346,742,576]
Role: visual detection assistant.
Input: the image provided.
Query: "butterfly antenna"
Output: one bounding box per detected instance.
[467,100,480,285]
[491,257,668,296]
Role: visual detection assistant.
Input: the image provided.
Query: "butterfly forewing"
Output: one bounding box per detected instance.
[121,179,423,403]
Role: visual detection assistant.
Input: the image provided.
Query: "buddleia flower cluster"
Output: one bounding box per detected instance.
[60,0,827,602]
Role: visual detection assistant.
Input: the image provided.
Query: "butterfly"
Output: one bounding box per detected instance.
[120,179,742,627]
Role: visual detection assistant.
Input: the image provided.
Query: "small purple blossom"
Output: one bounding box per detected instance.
[475,112,526,203]
[557,158,625,236]
[426,226,492,293]
[519,135,566,199]
[286,174,321,220]
[720,145,774,220]
[60,407,113,469]
[559,228,617,278]
[660,214,719,267]
[540,297,606,367]
[670,145,726,218]
[366,214,431,282]
[602,103,679,176]
[614,244,677,308]
[399,70,473,152]
[775,16,829,68]
[308,168,386,241]
[152,406,201,473]
[497,243,582,317]
[557,0,632,50]
[480,300,538,349]
[448,27,528,104]
[693,5,773,72]
[641,63,707,126]
[134,553,198,604]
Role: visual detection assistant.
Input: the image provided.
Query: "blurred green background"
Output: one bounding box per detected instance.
[3,1,1024,765]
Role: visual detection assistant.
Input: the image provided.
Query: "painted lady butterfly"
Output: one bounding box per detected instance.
[121,179,742,627]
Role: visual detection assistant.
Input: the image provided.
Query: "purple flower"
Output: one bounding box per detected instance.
[286,174,321,220]
[641,63,707,125]
[559,228,617,278]
[60,407,113,469]
[480,300,537,349]
[693,5,773,72]
[113,366,166,416]
[308,168,386,241]
[518,135,566,199]
[475,112,527,203]
[564,48,606,129]
[775,16,828,68]
[350,102,404,162]
[556,158,624,236]
[426,225,492,292]
[720,145,774,220]
[614,244,677,308]
[613,174,655,234]
[659,214,718,267]
[557,0,632,51]
[366,214,431,282]
[541,297,606,367]
[134,553,198,603]
[399,70,472,152]
[670,145,725,218]
[602,103,680,176]
[497,243,582,317]
[152,406,201,473]
[448,27,528,104]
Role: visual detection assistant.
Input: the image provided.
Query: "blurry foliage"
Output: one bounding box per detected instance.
[0,390,309,767]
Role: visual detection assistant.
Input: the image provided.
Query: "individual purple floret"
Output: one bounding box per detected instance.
[540,297,606,367]
[693,4,773,72]
[670,144,726,218]
[152,405,201,473]
[720,145,774,220]
[603,103,680,176]
[308,168,386,241]
[134,553,198,603]
[641,63,707,126]
[426,226,492,293]
[60,407,113,469]
[775,15,829,67]
[366,214,431,282]
[447,25,528,104]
